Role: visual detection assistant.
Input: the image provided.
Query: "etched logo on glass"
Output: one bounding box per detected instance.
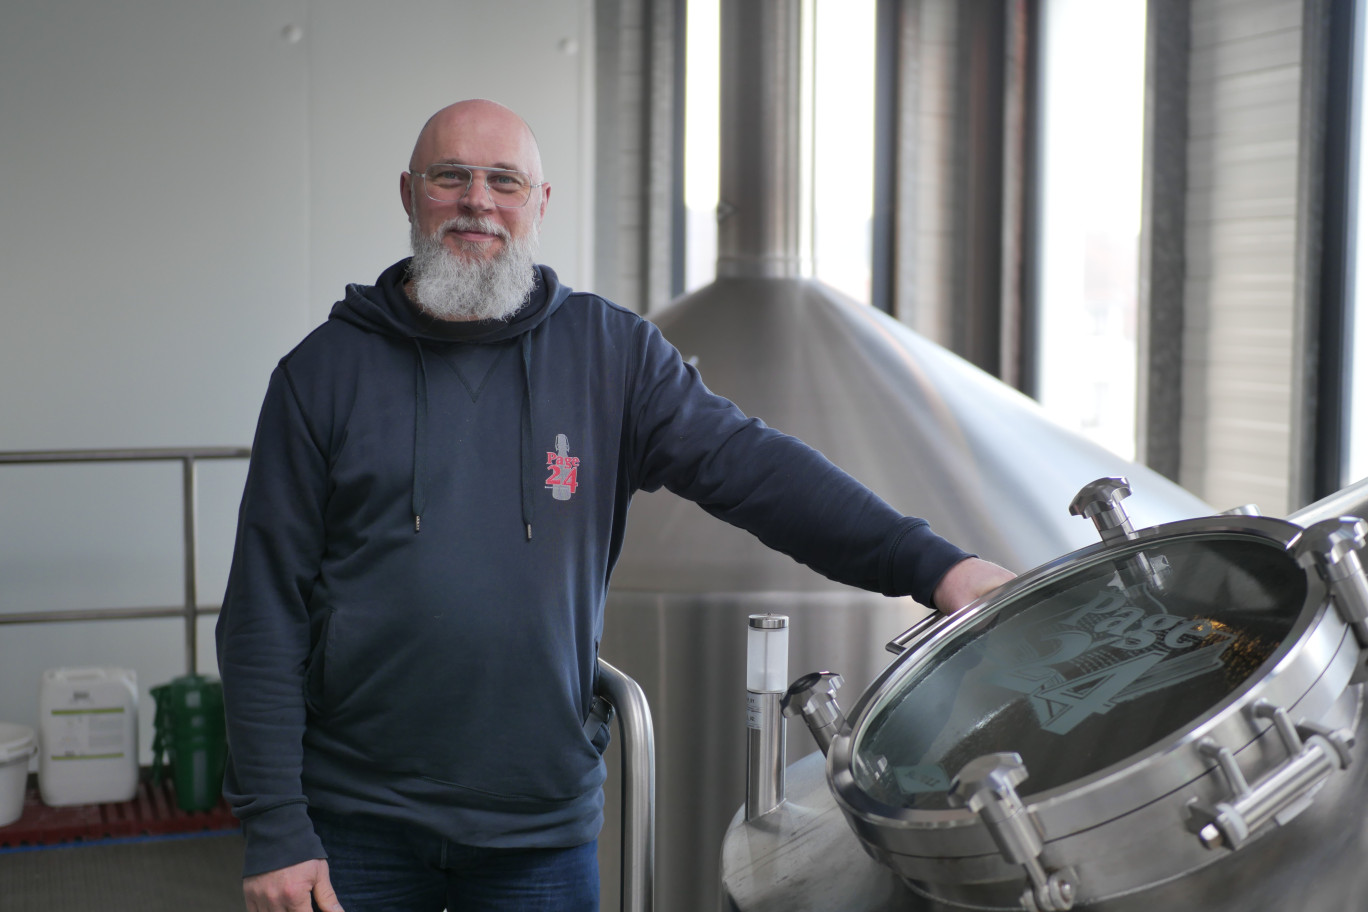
[983,586,1232,736]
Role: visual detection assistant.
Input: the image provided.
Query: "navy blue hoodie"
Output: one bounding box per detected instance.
[216,259,970,876]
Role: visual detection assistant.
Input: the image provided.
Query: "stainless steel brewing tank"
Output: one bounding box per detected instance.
[720,495,1368,911]
[598,279,1212,912]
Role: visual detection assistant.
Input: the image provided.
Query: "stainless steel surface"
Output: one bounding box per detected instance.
[600,289,1212,908]
[781,672,846,756]
[1294,517,1368,647]
[0,447,250,677]
[0,447,252,465]
[1287,475,1368,526]
[600,590,918,912]
[182,456,200,675]
[721,487,1368,911]
[829,517,1356,875]
[886,612,942,656]
[745,692,785,821]
[715,0,805,280]
[745,614,789,820]
[1188,704,1354,852]
[1069,477,1168,592]
[0,605,219,625]
[720,751,913,912]
[1068,476,1139,544]
[722,696,1368,912]
[947,754,1076,912]
[595,657,656,912]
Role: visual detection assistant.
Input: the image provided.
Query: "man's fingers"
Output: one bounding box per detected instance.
[312,862,346,912]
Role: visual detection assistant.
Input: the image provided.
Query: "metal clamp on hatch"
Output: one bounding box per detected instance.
[1186,701,1354,852]
[1069,477,1169,592]
[781,671,845,756]
[1292,516,1368,649]
[948,753,1077,912]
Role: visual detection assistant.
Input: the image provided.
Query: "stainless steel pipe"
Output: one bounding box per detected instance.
[597,657,657,912]
[1289,476,1368,527]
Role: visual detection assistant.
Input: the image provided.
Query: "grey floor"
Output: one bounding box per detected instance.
[0,831,245,912]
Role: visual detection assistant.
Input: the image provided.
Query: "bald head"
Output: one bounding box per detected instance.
[408,99,544,182]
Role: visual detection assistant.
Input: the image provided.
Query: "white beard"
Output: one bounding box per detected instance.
[408,215,539,322]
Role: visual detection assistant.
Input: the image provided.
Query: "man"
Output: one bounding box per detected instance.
[217,99,1014,912]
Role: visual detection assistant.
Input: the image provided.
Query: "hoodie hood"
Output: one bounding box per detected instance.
[328,257,572,538]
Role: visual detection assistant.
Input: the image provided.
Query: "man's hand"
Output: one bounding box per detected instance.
[244,858,344,912]
[932,557,1016,615]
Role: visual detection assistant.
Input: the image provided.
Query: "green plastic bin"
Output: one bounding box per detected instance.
[150,675,226,812]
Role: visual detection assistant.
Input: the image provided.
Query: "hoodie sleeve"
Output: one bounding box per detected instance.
[625,321,971,607]
[216,362,329,877]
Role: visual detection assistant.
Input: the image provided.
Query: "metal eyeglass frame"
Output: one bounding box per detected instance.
[410,163,546,209]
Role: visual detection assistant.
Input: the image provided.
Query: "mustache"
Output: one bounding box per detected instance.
[433,215,510,242]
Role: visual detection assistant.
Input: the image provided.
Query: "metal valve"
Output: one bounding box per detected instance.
[1292,516,1368,648]
[948,753,1076,911]
[781,671,845,756]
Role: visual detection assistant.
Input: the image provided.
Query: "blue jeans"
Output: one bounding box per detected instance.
[308,807,599,912]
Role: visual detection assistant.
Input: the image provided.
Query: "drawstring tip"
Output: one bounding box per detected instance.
[525,523,532,541]
[414,515,422,533]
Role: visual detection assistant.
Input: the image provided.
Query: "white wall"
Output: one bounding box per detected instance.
[0,0,594,764]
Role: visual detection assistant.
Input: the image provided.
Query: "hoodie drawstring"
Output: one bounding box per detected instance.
[520,332,535,541]
[411,334,535,540]
[412,340,430,532]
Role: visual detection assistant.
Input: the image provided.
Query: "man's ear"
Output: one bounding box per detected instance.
[400,171,415,220]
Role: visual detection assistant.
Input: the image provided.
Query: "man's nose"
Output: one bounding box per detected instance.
[459,173,496,212]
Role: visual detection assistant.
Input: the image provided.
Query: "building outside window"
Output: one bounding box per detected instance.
[1034,0,1147,460]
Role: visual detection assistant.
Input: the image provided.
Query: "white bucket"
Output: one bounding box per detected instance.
[0,723,36,827]
[38,667,139,807]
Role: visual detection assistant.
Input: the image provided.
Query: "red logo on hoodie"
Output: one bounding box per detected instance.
[546,434,579,500]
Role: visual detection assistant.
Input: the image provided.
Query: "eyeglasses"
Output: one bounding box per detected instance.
[412,164,544,209]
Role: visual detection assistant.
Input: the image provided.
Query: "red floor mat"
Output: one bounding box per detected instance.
[0,777,238,848]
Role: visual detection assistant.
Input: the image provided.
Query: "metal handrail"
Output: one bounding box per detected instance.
[0,447,656,911]
[0,447,252,675]
[596,657,657,912]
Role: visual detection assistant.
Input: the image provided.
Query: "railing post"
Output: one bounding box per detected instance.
[595,657,655,912]
[182,456,200,676]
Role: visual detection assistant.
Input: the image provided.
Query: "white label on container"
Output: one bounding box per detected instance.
[47,708,128,759]
[746,692,763,730]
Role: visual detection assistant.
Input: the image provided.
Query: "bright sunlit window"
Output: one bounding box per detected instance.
[1035,0,1147,460]
[812,0,877,302]
[683,0,720,293]
[1348,0,1368,482]
[682,0,876,299]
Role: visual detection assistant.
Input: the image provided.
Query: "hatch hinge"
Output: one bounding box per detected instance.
[1186,701,1354,851]
[949,753,1077,911]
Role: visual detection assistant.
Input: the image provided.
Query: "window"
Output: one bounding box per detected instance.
[682,0,876,299]
[1034,0,1147,459]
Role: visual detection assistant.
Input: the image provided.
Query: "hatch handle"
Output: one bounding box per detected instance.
[1292,516,1368,648]
[886,610,941,655]
[949,753,1077,911]
[1187,701,1354,852]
